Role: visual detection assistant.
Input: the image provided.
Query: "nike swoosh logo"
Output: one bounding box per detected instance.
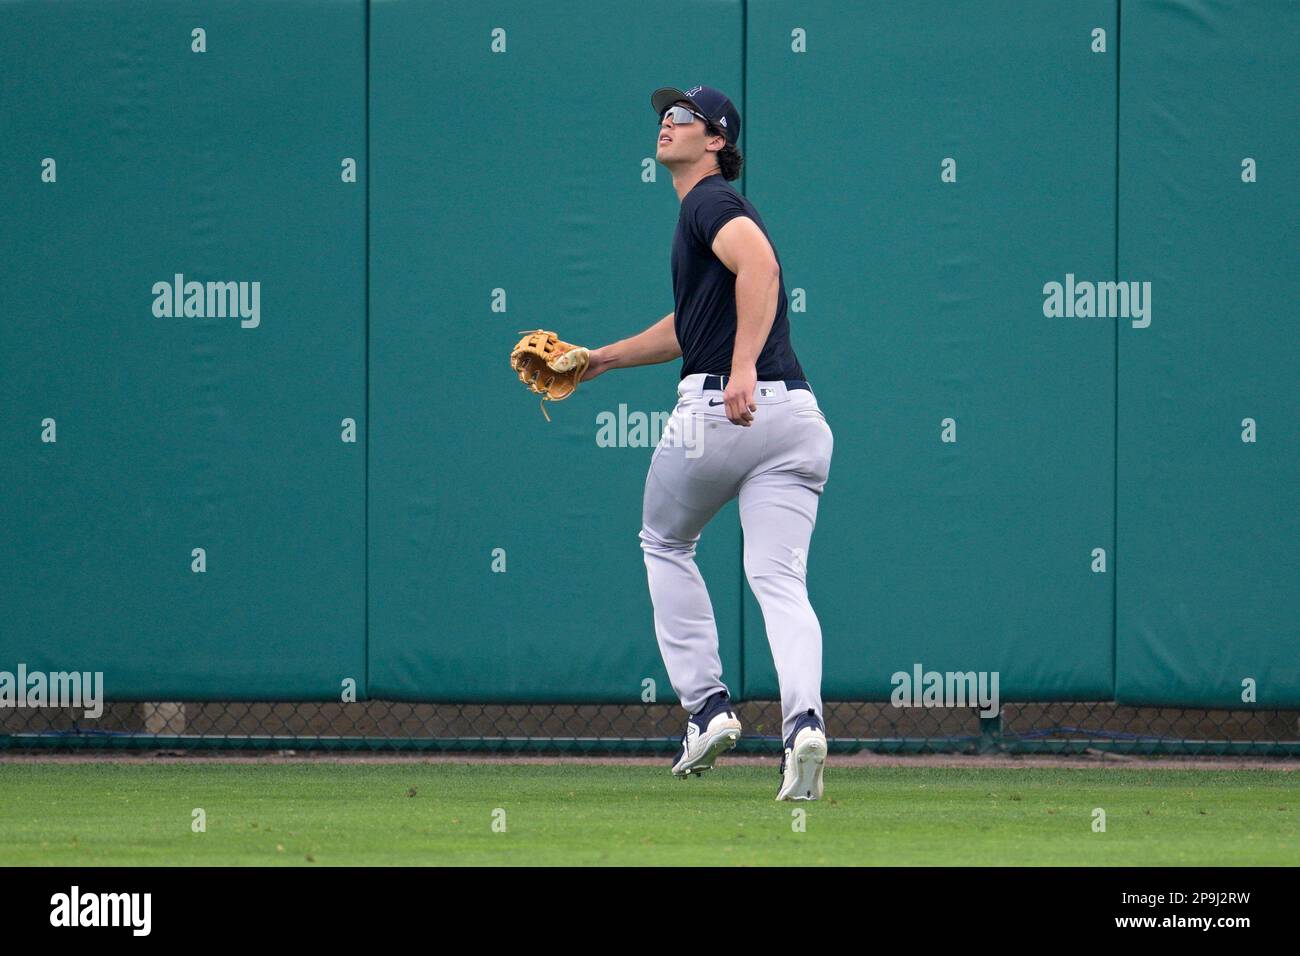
[708,399,724,406]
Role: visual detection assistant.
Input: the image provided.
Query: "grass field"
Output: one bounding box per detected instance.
[0,763,1294,865]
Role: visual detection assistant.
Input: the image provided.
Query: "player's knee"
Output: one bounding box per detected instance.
[744,547,807,585]
[743,562,810,604]
[640,525,695,556]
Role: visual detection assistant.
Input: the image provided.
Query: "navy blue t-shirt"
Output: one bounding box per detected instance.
[671,173,804,380]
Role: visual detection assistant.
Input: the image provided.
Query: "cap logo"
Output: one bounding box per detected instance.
[686,85,703,96]
[718,116,727,127]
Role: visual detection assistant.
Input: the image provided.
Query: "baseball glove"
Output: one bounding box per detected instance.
[509,329,590,421]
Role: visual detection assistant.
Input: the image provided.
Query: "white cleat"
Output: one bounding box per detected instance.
[671,691,742,778]
[776,710,827,801]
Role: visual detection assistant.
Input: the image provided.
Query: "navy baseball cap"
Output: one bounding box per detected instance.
[651,85,741,146]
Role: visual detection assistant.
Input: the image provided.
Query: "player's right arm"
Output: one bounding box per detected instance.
[581,312,679,381]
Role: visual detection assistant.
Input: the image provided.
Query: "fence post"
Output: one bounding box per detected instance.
[978,712,1003,754]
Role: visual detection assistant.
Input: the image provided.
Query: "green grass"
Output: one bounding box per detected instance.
[0,763,1294,865]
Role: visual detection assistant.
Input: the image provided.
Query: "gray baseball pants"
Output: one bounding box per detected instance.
[640,373,834,742]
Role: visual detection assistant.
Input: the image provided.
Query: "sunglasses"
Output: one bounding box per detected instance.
[660,105,710,128]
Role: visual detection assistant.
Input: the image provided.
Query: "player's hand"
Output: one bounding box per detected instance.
[724,364,758,426]
[581,347,612,382]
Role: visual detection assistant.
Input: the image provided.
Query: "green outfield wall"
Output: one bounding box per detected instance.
[2,0,1295,709]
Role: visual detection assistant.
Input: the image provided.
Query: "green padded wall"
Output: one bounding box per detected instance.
[0,0,367,699]
[1115,0,1299,706]
[2,0,1295,711]
[741,0,1118,701]
[366,0,744,702]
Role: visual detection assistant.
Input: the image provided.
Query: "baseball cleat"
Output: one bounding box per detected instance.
[671,690,743,778]
[776,709,827,801]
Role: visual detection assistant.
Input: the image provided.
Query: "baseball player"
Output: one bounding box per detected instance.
[581,85,835,800]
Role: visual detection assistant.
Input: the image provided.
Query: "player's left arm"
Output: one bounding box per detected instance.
[712,216,781,426]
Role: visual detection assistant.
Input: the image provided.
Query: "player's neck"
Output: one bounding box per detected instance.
[672,165,723,202]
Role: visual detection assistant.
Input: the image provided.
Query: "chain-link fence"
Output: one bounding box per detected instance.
[3,701,1298,756]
